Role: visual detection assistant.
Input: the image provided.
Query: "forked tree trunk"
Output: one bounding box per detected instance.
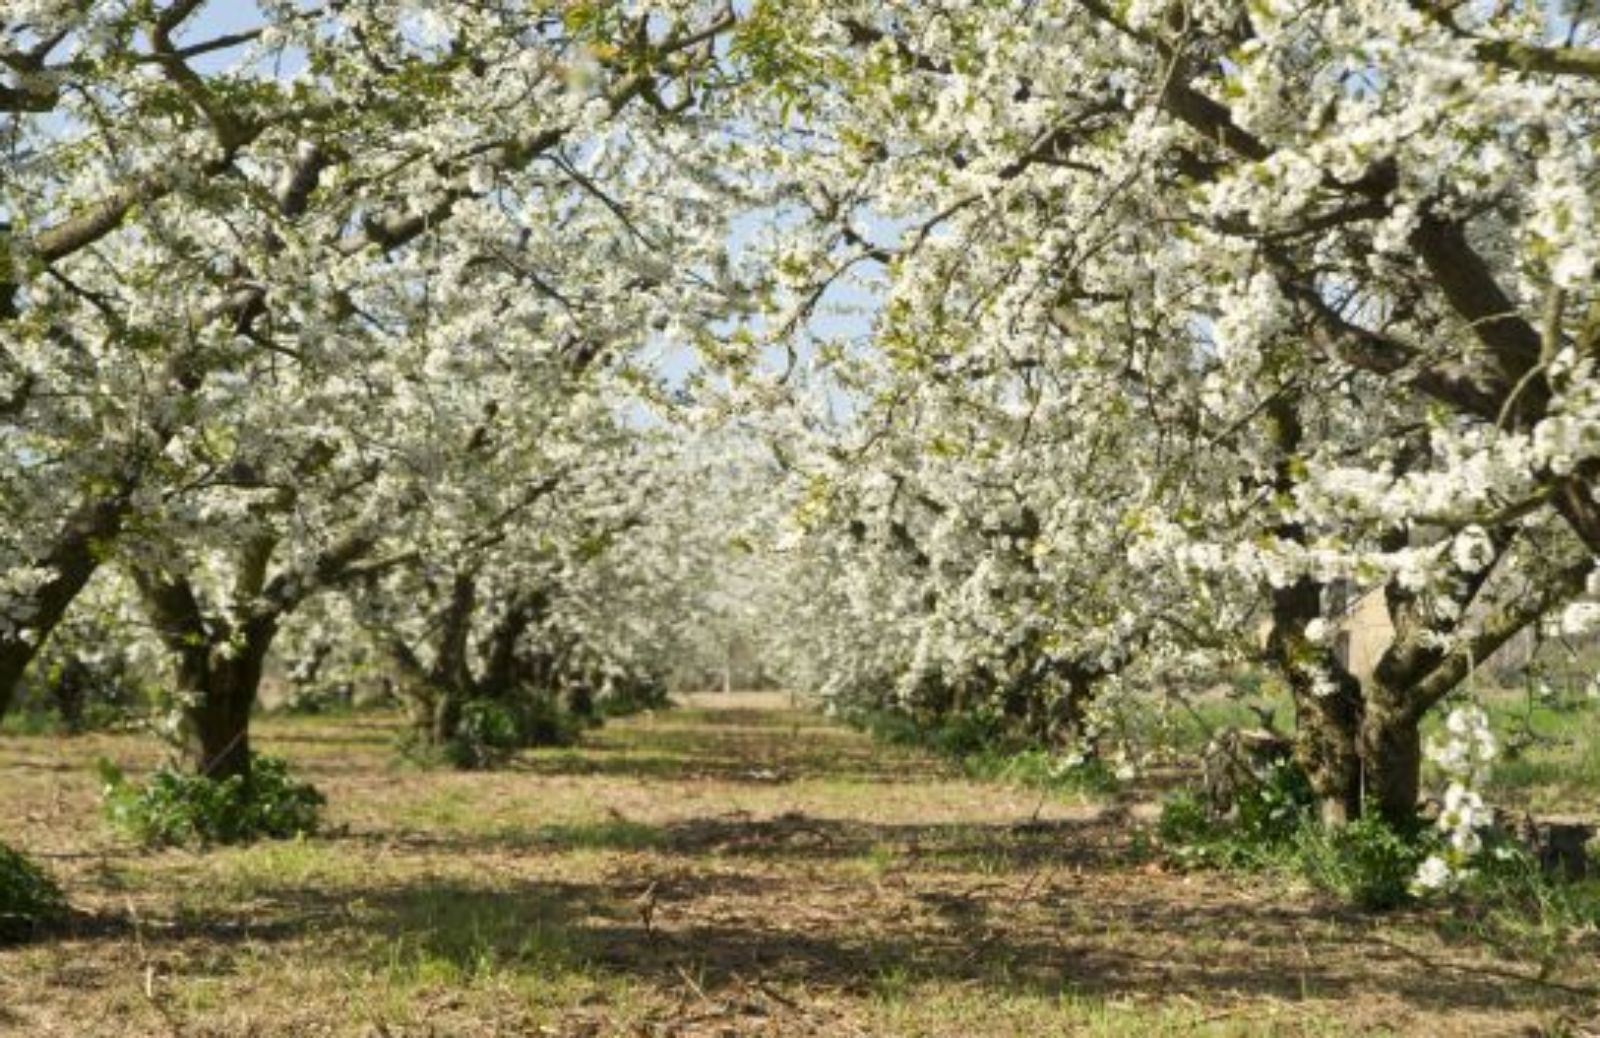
[479,593,539,699]
[378,572,484,749]
[386,645,453,746]
[1344,543,1583,830]
[136,559,280,782]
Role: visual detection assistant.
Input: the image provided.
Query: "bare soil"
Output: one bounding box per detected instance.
[1,694,1596,1036]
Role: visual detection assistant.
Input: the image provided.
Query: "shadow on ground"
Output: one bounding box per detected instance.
[8,697,1595,1033]
[333,810,1134,871]
[46,867,1550,1018]
[515,732,950,785]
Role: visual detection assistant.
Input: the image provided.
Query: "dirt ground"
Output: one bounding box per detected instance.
[1,694,1596,1036]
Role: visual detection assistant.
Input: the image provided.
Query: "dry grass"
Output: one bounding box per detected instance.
[1,694,1596,1036]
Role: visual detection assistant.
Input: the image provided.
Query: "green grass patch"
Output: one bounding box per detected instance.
[204,840,369,899]
[365,883,585,987]
[1157,759,1430,910]
[1472,693,1600,814]
[869,982,1353,1036]
[0,710,67,737]
[0,841,66,943]
[1158,763,1600,978]
[535,818,662,852]
[848,708,1115,796]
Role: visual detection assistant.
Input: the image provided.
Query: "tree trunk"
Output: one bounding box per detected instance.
[1360,696,1423,829]
[998,667,1030,736]
[1265,568,1364,827]
[947,676,967,718]
[0,642,33,722]
[190,671,255,782]
[1052,663,1101,756]
[185,619,276,781]
[479,594,538,699]
[51,659,89,735]
[1359,585,1451,830]
[1294,686,1364,827]
[431,684,464,745]
[434,574,477,696]
[135,565,278,781]
[567,682,595,721]
[1261,394,1367,826]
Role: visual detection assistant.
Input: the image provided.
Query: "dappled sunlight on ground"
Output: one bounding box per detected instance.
[1,695,1596,1035]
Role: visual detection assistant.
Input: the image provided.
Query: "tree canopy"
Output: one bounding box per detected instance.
[3,0,1600,882]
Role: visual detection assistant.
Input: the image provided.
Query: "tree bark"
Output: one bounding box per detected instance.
[431,685,463,745]
[160,617,278,781]
[1293,679,1364,827]
[1050,660,1103,755]
[373,570,486,748]
[566,682,595,722]
[1262,395,1365,826]
[479,591,540,699]
[0,642,34,722]
[1359,694,1423,829]
[188,645,268,780]
[135,563,279,781]
[380,633,442,742]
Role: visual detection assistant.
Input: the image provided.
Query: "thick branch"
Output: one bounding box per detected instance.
[131,567,215,657]
[1406,558,1592,721]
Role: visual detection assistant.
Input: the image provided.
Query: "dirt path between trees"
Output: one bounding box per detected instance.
[1,693,1596,1035]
